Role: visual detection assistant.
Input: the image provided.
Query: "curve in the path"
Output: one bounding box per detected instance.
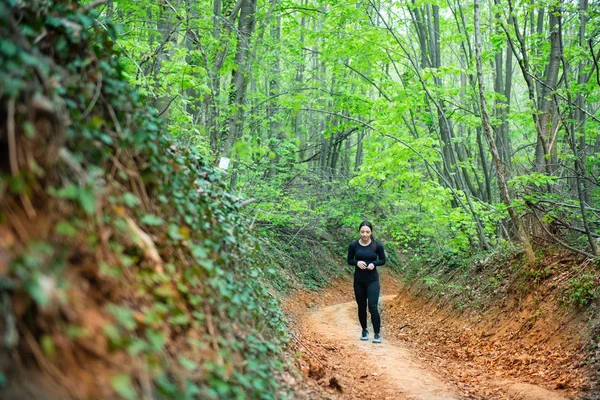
[306,294,572,400]
[306,295,462,400]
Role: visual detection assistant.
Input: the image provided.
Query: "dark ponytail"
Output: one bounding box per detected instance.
[358,220,377,251]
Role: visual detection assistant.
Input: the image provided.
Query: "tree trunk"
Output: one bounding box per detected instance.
[267,13,282,177]
[223,0,257,158]
[558,6,597,255]
[475,0,535,266]
[535,8,561,174]
[153,3,178,117]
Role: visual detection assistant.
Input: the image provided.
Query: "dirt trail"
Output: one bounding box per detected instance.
[290,276,575,400]
[306,295,461,399]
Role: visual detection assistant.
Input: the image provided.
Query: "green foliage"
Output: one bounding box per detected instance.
[2,1,291,398]
[111,374,137,400]
[565,275,600,307]
[95,0,600,275]
[9,242,67,307]
[6,0,600,394]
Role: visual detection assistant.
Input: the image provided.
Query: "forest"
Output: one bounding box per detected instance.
[102,0,600,263]
[2,0,600,398]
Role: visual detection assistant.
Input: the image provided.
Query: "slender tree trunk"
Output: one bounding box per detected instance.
[154,3,178,117]
[558,9,597,255]
[535,8,561,174]
[475,0,535,266]
[268,13,282,177]
[476,126,492,202]
[224,0,257,157]
[502,44,513,166]
[504,3,557,176]
[295,1,306,163]
[576,0,593,206]
[493,39,511,168]
[374,0,488,249]
[355,129,364,171]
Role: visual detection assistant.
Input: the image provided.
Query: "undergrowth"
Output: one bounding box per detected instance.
[0,1,292,398]
[398,245,600,312]
[257,222,404,294]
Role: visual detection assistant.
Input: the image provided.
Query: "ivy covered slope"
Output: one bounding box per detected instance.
[0,1,290,399]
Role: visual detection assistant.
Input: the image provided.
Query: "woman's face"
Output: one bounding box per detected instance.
[359,226,372,242]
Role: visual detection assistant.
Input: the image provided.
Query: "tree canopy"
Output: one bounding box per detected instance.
[105,0,600,261]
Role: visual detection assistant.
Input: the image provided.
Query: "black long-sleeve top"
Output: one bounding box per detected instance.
[347,240,386,282]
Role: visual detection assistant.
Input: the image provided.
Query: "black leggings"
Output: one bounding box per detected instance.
[354,279,380,334]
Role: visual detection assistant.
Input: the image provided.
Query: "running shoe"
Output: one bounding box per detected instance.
[373,333,382,343]
[360,329,369,341]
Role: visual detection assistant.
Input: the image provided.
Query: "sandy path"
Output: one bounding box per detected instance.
[304,295,462,399]
[301,293,571,400]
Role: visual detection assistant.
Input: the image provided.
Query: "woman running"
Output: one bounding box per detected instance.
[346,220,386,343]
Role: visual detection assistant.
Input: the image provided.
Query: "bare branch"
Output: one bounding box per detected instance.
[7,97,18,176]
[530,205,597,259]
[81,0,109,13]
[343,62,391,102]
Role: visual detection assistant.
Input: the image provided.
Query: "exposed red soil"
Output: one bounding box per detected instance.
[385,289,587,399]
[282,271,402,399]
[285,270,597,399]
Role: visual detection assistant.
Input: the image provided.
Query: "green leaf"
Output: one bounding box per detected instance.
[55,221,77,237]
[168,224,184,240]
[66,325,89,339]
[122,192,140,207]
[199,259,214,273]
[0,39,17,56]
[141,214,164,226]
[177,355,198,372]
[168,313,190,326]
[127,338,147,355]
[146,329,165,352]
[99,261,122,278]
[52,184,79,199]
[41,335,56,358]
[190,244,207,259]
[78,187,96,215]
[153,284,176,298]
[102,324,121,346]
[23,121,35,138]
[106,304,136,330]
[110,374,137,400]
[184,381,201,397]
[25,277,51,307]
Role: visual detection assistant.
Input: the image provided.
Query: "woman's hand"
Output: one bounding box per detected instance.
[367,263,375,270]
[357,261,367,269]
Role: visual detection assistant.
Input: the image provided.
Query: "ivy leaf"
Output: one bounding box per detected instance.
[110,374,137,400]
[177,355,198,372]
[106,304,136,330]
[168,313,190,326]
[168,224,184,240]
[122,192,140,207]
[55,220,77,237]
[41,335,56,358]
[78,187,96,215]
[127,338,147,355]
[146,329,165,352]
[0,39,17,56]
[153,284,176,298]
[141,214,164,226]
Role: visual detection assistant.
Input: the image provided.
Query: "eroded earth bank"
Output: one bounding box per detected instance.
[285,272,600,400]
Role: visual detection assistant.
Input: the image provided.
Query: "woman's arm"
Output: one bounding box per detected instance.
[347,242,358,265]
[373,242,386,266]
